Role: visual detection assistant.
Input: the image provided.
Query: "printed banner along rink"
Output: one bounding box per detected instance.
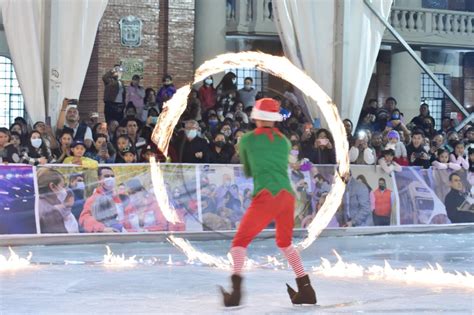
[0,232,473,314]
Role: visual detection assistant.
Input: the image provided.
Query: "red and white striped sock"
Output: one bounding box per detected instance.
[230,246,247,275]
[280,245,306,278]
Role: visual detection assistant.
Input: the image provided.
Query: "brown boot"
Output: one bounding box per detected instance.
[220,274,243,307]
[286,274,317,305]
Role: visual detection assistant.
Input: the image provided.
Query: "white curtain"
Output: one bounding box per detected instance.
[48,0,108,127]
[274,0,392,130]
[1,0,46,124]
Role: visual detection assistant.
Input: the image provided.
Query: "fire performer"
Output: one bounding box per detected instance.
[220,98,317,307]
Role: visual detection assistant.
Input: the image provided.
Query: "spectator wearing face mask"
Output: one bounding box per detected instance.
[385,110,411,140]
[156,74,177,111]
[102,64,126,123]
[79,167,123,233]
[33,121,59,150]
[306,129,336,165]
[123,102,138,119]
[125,75,146,118]
[410,103,435,130]
[349,130,375,165]
[199,76,217,111]
[21,131,54,165]
[370,178,394,226]
[406,129,431,169]
[385,130,408,166]
[238,77,258,109]
[210,133,234,164]
[177,120,210,163]
[37,167,69,233]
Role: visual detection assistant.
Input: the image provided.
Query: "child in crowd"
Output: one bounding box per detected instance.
[385,130,408,166]
[432,148,461,171]
[450,141,469,170]
[63,141,99,168]
[122,147,137,163]
[378,148,402,174]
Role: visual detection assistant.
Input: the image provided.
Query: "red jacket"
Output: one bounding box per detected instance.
[123,198,167,232]
[373,189,392,217]
[198,85,217,111]
[79,187,123,232]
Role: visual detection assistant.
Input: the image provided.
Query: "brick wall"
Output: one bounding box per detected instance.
[79,0,195,120]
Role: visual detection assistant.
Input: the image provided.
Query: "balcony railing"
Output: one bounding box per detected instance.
[226,0,275,35]
[384,7,474,47]
[226,1,474,48]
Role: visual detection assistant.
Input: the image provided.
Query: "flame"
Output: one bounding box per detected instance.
[0,247,32,271]
[150,156,181,224]
[101,245,137,267]
[151,51,349,264]
[313,250,474,290]
[168,236,231,270]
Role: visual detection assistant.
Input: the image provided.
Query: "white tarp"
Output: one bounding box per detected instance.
[1,0,46,123]
[274,0,392,130]
[48,0,108,128]
[1,0,107,126]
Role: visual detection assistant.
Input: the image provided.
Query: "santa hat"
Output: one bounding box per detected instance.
[250,98,283,122]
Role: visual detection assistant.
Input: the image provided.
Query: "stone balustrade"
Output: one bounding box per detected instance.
[226,1,474,48]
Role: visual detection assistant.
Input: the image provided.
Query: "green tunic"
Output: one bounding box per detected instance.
[239,127,294,197]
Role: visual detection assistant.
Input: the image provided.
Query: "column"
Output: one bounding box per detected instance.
[194,0,226,71]
[390,45,422,121]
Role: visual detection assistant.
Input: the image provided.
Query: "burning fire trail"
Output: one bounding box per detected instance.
[101,245,138,267]
[151,51,349,265]
[312,250,474,290]
[149,156,180,224]
[0,247,32,271]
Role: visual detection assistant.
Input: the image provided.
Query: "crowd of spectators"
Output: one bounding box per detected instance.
[0,67,472,173]
[0,66,473,226]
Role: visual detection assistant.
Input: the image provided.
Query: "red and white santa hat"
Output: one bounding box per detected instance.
[250,98,283,122]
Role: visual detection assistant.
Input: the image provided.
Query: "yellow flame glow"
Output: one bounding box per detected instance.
[102,245,137,267]
[312,250,474,290]
[0,247,32,271]
[151,51,349,264]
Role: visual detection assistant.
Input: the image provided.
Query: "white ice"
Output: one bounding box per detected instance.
[0,232,473,314]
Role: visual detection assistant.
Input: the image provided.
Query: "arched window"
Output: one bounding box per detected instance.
[0,56,24,127]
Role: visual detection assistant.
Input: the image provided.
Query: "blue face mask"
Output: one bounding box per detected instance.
[209,120,218,126]
[186,130,197,139]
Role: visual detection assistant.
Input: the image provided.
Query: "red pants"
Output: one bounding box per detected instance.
[232,189,295,248]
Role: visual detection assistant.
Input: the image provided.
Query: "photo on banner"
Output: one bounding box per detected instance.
[199,164,252,231]
[36,163,201,233]
[347,166,397,227]
[0,165,36,234]
[394,167,450,225]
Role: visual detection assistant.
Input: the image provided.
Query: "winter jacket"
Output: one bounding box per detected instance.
[79,187,123,232]
[449,153,469,170]
[378,158,402,174]
[343,178,373,226]
[349,146,375,165]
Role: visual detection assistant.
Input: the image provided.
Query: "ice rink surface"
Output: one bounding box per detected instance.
[1,232,473,314]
